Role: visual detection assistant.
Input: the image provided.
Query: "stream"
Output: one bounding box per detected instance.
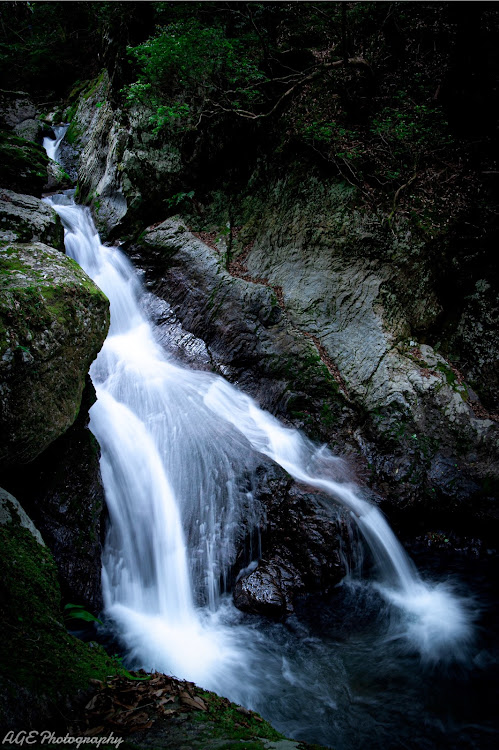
[43,156,498,747]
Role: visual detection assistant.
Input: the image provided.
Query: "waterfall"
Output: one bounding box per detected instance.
[34,114,492,750]
[43,124,69,163]
[46,191,473,677]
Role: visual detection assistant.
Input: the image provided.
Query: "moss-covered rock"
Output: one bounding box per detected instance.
[0,242,110,468]
[0,487,121,731]
[0,129,50,196]
[1,380,106,612]
[0,189,64,247]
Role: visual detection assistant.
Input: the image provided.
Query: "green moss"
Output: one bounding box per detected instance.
[0,129,49,196]
[0,510,122,712]
[436,361,457,387]
[195,689,284,744]
[65,120,82,145]
[83,70,106,100]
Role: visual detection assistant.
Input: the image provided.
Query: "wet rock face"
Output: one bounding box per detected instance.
[0,189,64,247]
[233,556,303,618]
[129,215,498,521]
[128,219,357,449]
[232,461,351,618]
[0,242,110,467]
[239,176,499,515]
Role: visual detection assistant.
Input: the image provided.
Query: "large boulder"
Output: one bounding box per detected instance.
[0,189,64,247]
[0,129,50,196]
[0,487,120,730]
[3,380,106,611]
[232,465,351,618]
[0,242,109,468]
[0,90,36,129]
[233,555,303,618]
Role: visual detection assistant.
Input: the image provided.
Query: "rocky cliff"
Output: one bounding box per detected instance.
[60,67,498,533]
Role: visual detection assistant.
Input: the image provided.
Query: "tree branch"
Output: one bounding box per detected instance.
[212,57,370,121]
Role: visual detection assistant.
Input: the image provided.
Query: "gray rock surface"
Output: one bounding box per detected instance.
[233,557,302,618]
[0,189,64,247]
[13,117,41,143]
[0,486,44,545]
[239,176,499,514]
[130,214,498,518]
[66,71,185,236]
[0,90,36,128]
[130,219,353,428]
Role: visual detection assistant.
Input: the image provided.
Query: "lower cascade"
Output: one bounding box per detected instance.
[47,194,480,749]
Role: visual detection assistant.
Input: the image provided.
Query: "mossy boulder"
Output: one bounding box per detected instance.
[2,380,106,612]
[0,243,109,468]
[0,129,50,197]
[0,487,120,731]
[0,189,64,247]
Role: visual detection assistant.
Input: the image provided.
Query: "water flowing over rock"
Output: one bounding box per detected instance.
[67,71,498,519]
[129,219,356,438]
[126,212,498,521]
[47,196,474,715]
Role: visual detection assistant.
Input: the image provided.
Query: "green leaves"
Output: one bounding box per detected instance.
[123,17,269,132]
[64,603,103,626]
[164,190,195,210]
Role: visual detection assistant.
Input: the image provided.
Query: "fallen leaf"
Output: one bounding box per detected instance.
[180,695,208,711]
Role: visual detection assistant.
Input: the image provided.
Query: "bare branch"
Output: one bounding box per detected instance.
[214,57,370,121]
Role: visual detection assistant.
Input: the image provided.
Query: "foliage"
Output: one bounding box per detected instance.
[64,602,102,625]
[164,190,194,210]
[123,17,269,131]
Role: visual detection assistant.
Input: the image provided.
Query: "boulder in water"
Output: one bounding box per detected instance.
[233,556,303,618]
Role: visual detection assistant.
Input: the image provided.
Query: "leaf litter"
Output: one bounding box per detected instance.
[82,671,208,735]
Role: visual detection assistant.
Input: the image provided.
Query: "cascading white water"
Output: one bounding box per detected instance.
[36,128,492,750]
[43,124,68,163]
[46,192,472,674]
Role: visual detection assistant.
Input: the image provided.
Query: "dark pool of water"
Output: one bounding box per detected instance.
[250,544,499,750]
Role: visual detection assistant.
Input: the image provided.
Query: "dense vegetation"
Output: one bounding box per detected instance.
[2,1,498,404]
[2,2,497,200]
